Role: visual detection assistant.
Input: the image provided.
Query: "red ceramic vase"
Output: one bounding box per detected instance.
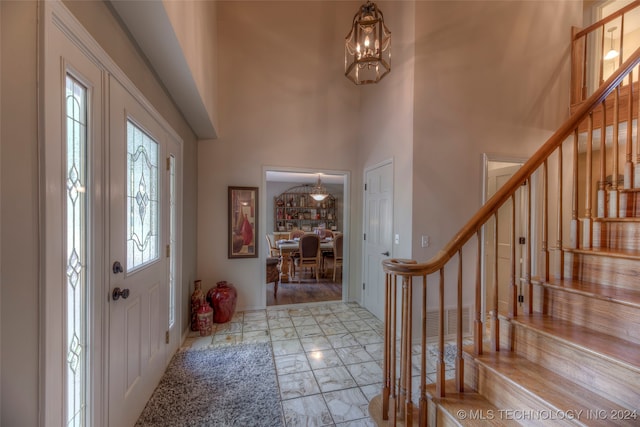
[207,281,237,323]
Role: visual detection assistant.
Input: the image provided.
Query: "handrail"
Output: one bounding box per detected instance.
[571,1,640,103]
[383,45,640,276]
[573,0,640,40]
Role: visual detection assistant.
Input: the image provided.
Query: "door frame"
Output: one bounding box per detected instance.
[480,153,526,325]
[262,166,351,307]
[40,2,184,425]
[361,159,394,319]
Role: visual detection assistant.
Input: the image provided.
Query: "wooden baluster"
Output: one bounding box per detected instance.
[382,273,391,420]
[571,27,586,103]
[436,268,445,398]
[510,194,517,319]
[624,69,633,195]
[611,87,620,218]
[491,212,499,350]
[404,276,413,425]
[600,24,606,85]
[572,129,580,249]
[620,16,625,71]
[585,113,594,248]
[636,66,640,188]
[545,159,551,279]
[389,274,398,426]
[527,177,533,315]
[557,143,564,280]
[474,229,483,356]
[582,33,588,100]
[399,275,408,420]
[456,249,464,393]
[623,68,632,214]
[419,274,428,427]
[598,100,607,220]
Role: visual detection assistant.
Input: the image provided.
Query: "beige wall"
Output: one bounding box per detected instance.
[1,2,39,425]
[356,0,416,303]
[163,0,219,134]
[0,1,198,423]
[197,1,361,309]
[412,0,581,308]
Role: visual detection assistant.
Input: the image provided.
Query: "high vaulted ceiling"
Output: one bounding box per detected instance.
[109,0,218,139]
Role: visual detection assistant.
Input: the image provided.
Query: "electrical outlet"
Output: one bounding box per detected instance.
[421,235,430,248]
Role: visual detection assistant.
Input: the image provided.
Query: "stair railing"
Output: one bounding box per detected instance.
[571,0,640,104]
[376,46,640,426]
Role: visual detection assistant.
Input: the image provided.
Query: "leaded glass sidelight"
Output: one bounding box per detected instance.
[65,75,88,427]
[127,121,159,271]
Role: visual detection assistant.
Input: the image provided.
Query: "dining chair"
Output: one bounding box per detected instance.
[288,230,305,275]
[273,231,290,241]
[266,257,280,298]
[265,234,280,257]
[323,233,343,281]
[294,234,321,283]
[315,228,333,239]
[290,229,306,239]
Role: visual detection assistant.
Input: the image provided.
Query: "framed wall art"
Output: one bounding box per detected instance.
[228,186,258,258]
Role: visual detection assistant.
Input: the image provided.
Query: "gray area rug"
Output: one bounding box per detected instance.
[135,342,284,427]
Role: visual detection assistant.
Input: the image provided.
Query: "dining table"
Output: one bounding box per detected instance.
[276,238,334,283]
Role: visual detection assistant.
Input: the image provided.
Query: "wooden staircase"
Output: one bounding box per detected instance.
[371,8,640,427]
[419,258,640,427]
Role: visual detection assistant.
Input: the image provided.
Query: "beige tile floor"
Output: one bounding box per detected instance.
[181,301,460,427]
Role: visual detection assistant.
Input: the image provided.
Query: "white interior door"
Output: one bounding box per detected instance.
[363,162,393,320]
[484,164,522,318]
[108,77,169,427]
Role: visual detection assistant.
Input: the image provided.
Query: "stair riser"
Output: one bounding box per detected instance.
[512,323,640,410]
[568,253,640,290]
[544,287,640,345]
[475,365,576,427]
[620,191,640,217]
[463,353,479,391]
[593,221,640,250]
[431,400,463,427]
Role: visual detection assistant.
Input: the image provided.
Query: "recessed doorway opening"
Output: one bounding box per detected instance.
[264,168,349,307]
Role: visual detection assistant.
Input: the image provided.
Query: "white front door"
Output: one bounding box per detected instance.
[363,162,393,320]
[108,77,169,427]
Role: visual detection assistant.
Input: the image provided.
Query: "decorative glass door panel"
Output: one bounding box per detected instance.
[126,121,159,271]
[65,74,88,427]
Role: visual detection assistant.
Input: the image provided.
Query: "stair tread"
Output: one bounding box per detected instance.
[472,350,637,426]
[425,380,521,426]
[565,246,640,260]
[512,314,640,370]
[542,277,640,308]
[593,216,640,221]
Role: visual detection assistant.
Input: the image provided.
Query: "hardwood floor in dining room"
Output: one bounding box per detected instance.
[267,271,342,306]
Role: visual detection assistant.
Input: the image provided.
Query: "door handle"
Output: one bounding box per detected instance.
[381,251,390,256]
[112,261,124,274]
[112,287,130,301]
